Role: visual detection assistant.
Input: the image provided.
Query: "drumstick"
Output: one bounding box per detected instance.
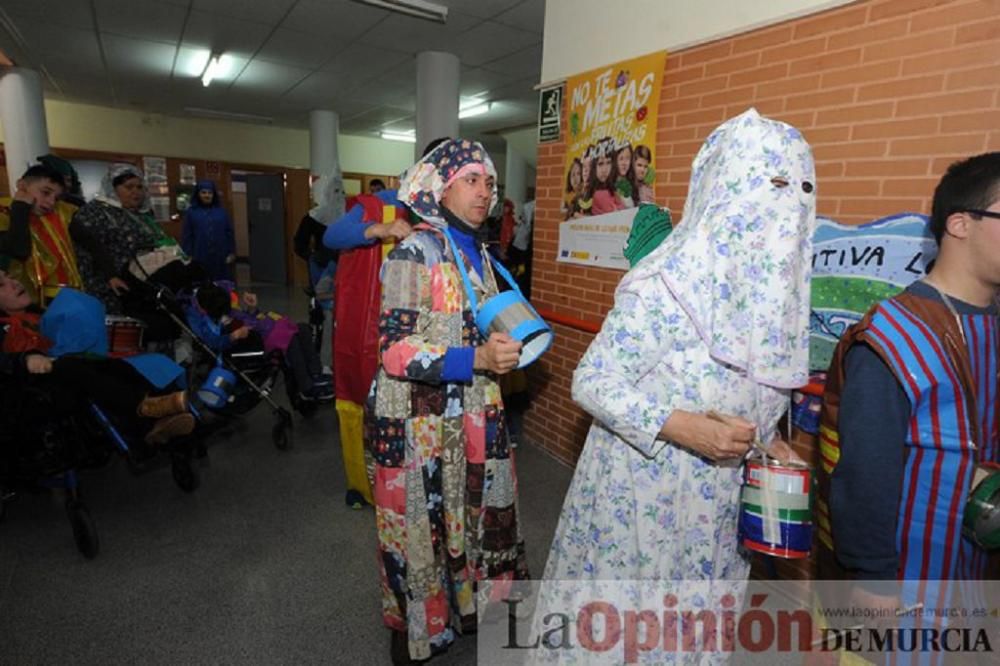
[706,410,770,455]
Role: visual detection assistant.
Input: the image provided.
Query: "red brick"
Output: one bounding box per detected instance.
[791,48,863,75]
[815,101,895,125]
[862,30,954,63]
[889,133,986,156]
[678,74,730,98]
[674,107,726,129]
[856,74,945,101]
[941,110,1000,133]
[678,40,733,67]
[814,179,882,197]
[785,87,856,111]
[901,44,999,77]
[881,177,941,197]
[955,16,1000,43]
[704,51,762,78]
[909,0,1000,33]
[869,0,954,21]
[815,140,888,160]
[945,65,1000,91]
[792,5,869,39]
[821,60,901,89]
[700,85,755,110]
[851,117,940,140]
[816,161,846,179]
[756,74,822,100]
[844,159,932,177]
[760,36,827,64]
[732,98,785,118]
[839,197,925,216]
[732,25,795,54]
[804,125,850,145]
[894,89,995,117]
[827,17,909,50]
[729,62,790,87]
[666,64,707,85]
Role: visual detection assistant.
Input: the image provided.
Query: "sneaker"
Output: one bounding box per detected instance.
[345,489,367,510]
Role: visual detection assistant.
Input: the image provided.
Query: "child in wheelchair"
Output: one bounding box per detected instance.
[185,282,333,403]
[0,268,194,453]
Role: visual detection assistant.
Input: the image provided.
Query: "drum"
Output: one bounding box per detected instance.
[105,316,146,355]
[476,290,553,369]
[197,364,237,410]
[739,453,813,559]
[963,462,1000,550]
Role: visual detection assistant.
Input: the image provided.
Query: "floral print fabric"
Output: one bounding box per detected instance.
[540,110,816,662]
[397,138,499,225]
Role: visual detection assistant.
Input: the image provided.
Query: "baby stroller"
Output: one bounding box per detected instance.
[145,286,298,450]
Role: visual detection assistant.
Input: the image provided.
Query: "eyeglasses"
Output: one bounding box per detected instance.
[964,209,1000,220]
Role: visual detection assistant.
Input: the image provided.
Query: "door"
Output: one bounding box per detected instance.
[246,173,287,283]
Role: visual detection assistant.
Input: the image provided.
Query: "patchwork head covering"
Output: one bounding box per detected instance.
[624,108,817,388]
[397,138,498,226]
[309,169,346,226]
[97,163,149,210]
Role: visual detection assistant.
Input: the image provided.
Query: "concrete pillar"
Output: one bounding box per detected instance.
[415,51,459,160]
[0,67,50,191]
[309,109,340,176]
[504,143,528,212]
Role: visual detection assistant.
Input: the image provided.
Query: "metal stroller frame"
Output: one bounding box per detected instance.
[149,285,295,450]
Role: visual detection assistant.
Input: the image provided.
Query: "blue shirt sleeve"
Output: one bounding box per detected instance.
[440,346,475,383]
[829,342,909,580]
[185,308,232,352]
[323,205,373,251]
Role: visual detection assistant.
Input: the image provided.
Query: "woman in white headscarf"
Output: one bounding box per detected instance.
[71,163,201,338]
[544,109,816,589]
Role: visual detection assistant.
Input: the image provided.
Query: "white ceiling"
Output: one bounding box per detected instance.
[0,0,545,149]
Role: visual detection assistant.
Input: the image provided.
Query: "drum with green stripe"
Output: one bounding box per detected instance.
[739,454,813,559]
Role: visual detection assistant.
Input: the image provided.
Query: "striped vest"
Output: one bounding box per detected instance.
[818,292,998,580]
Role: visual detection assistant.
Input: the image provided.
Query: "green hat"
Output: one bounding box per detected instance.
[623,204,672,268]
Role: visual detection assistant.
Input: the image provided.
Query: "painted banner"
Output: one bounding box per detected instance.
[560,51,666,222]
[809,212,937,370]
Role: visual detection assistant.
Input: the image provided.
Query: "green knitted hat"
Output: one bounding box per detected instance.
[623,204,672,268]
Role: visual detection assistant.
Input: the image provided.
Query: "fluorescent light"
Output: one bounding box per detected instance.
[380,131,417,143]
[185,107,274,124]
[201,54,223,87]
[354,0,447,23]
[458,102,491,119]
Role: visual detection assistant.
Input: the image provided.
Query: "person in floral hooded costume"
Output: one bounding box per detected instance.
[367,138,529,664]
[542,109,816,626]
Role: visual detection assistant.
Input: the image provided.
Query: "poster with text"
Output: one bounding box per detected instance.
[561,50,666,222]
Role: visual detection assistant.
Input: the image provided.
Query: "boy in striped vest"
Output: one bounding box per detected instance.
[818,153,1000,611]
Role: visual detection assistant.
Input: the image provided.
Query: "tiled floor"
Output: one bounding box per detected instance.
[0,284,574,665]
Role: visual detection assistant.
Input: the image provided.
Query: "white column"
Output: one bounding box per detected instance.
[415,51,459,161]
[504,143,528,212]
[0,67,50,192]
[309,109,340,176]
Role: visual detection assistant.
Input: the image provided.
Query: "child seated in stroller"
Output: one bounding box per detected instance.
[185,283,333,402]
[0,268,194,450]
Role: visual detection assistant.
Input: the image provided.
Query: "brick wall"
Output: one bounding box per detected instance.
[527,0,1000,465]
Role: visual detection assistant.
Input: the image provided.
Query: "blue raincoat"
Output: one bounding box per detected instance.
[182,179,235,281]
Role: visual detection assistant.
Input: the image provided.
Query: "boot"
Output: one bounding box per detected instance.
[137,391,188,419]
[145,413,195,447]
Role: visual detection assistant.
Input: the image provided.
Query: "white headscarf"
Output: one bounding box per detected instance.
[309,169,345,226]
[96,162,149,211]
[624,108,817,388]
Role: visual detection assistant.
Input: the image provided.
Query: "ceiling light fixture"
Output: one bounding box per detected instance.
[458,102,491,119]
[201,54,223,87]
[354,0,448,23]
[380,130,417,143]
[185,107,274,124]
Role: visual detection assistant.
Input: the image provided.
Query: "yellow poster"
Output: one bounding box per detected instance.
[561,51,667,221]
